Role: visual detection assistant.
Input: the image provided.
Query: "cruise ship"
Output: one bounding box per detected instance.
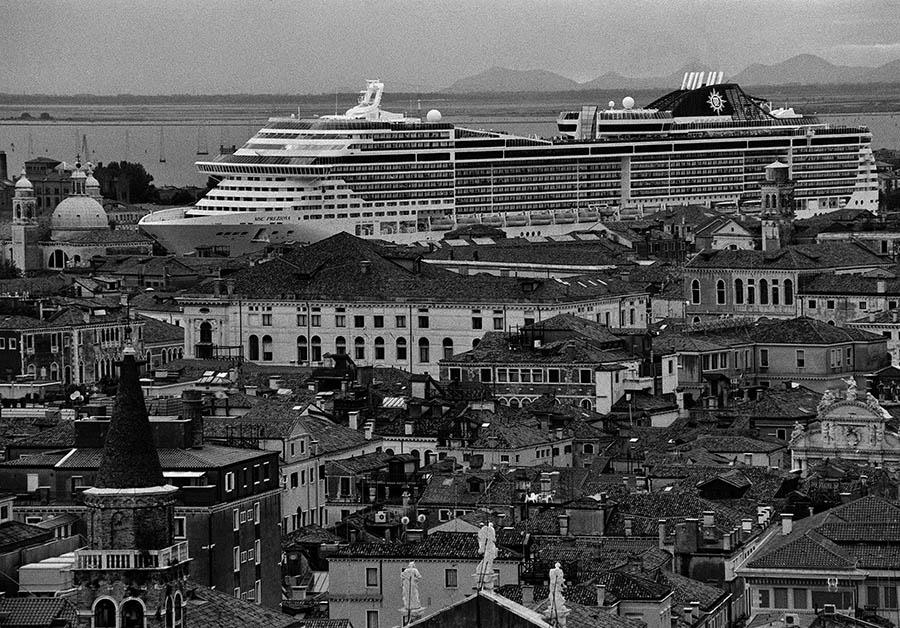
[138,75,879,256]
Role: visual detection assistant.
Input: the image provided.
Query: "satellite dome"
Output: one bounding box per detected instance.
[608,101,615,109]
[622,96,635,110]
[426,109,442,123]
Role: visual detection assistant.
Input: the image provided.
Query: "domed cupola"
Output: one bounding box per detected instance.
[50,157,109,239]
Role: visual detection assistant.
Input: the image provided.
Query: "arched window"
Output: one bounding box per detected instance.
[49,362,58,381]
[396,337,407,360]
[248,335,259,361]
[690,279,701,304]
[472,338,480,348]
[93,598,117,628]
[335,336,346,355]
[199,321,212,344]
[374,337,385,360]
[418,338,430,363]
[784,278,794,305]
[311,336,322,362]
[48,249,68,269]
[509,398,520,408]
[772,281,780,305]
[759,279,769,305]
[734,278,744,305]
[297,336,308,363]
[165,596,175,628]
[716,279,726,305]
[747,279,756,305]
[442,338,454,360]
[583,443,595,455]
[173,592,183,628]
[580,399,593,410]
[262,335,273,361]
[629,308,636,326]
[121,599,145,628]
[354,336,365,360]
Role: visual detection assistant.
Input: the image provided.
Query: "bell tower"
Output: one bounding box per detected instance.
[72,346,190,628]
[760,160,795,252]
[11,168,41,272]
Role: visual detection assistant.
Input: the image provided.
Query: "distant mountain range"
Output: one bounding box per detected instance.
[445,54,900,93]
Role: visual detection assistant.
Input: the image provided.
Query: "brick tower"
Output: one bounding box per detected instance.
[72,346,190,627]
[11,168,41,272]
[760,160,795,252]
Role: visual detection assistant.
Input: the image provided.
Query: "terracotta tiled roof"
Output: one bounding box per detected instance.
[0,597,77,627]
[0,520,52,550]
[138,315,184,345]
[183,585,300,627]
[331,531,520,560]
[687,242,888,271]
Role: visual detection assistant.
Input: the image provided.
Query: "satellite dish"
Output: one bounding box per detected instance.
[622,96,635,109]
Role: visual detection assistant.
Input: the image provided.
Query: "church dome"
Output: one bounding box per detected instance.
[51,195,109,231]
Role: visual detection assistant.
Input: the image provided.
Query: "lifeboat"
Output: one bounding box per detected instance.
[504,212,528,227]
[481,215,504,227]
[430,218,454,231]
[555,210,576,224]
[530,211,552,225]
[577,208,600,222]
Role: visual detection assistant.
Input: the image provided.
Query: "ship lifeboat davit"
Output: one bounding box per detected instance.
[555,210,576,224]
[530,211,552,225]
[577,208,600,222]
[481,215,504,227]
[457,214,480,225]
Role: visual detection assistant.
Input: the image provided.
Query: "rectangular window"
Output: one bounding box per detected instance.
[366,610,379,628]
[262,314,272,326]
[340,477,351,496]
[480,368,492,382]
[311,314,321,327]
[233,546,240,572]
[335,314,346,327]
[0,339,5,350]
[793,588,807,609]
[827,300,836,309]
[774,588,788,608]
[759,589,770,608]
[808,299,817,309]
[395,315,407,328]
[418,315,429,328]
[255,579,261,605]
[859,301,868,310]
[869,586,880,608]
[174,516,187,539]
[438,509,451,522]
[225,472,235,492]
[297,314,307,326]
[760,349,769,368]
[233,508,239,531]
[354,315,365,328]
[254,502,260,524]
[548,369,561,383]
[366,567,379,587]
[493,316,503,330]
[579,369,592,383]
[472,316,483,329]
[255,539,261,565]
[886,586,899,609]
[373,315,384,328]
[445,568,458,588]
[796,350,805,368]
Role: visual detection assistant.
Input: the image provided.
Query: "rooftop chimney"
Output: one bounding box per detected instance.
[691,601,701,621]
[658,519,667,549]
[349,411,360,431]
[703,511,715,528]
[839,492,852,504]
[404,420,414,436]
[522,584,534,605]
[182,389,204,448]
[781,513,793,535]
[742,518,753,534]
[364,422,374,440]
[596,584,607,607]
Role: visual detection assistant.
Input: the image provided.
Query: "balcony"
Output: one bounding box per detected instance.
[74,541,190,570]
[194,343,243,363]
[623,374,654,392]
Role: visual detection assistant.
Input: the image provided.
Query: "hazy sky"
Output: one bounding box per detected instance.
[2,0,899,95]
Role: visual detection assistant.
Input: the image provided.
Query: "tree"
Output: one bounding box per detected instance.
[92,161,158,203]
[0,258,21,279]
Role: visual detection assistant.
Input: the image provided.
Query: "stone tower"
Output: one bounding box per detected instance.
[11,168,41,272]
[72,346,189,627]
[760,160,795,252]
